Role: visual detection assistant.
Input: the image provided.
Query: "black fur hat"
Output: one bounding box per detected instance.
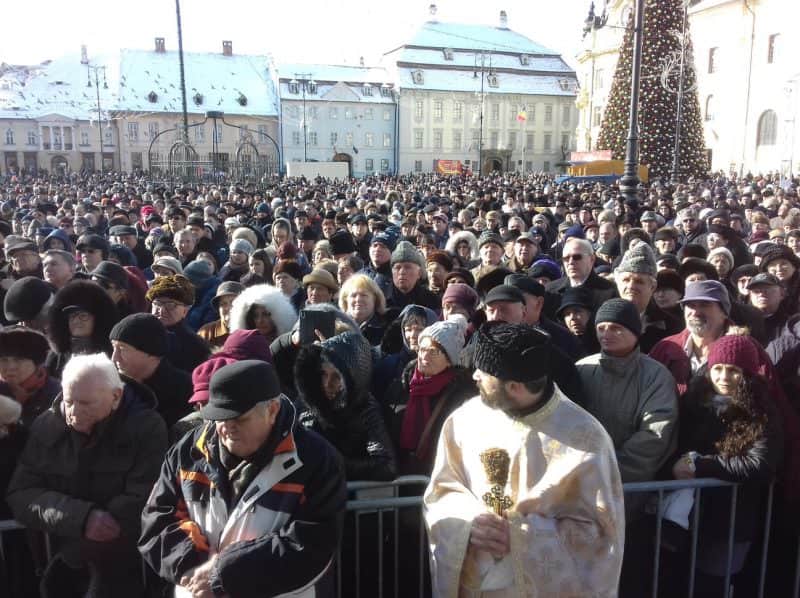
[473,321,551,382]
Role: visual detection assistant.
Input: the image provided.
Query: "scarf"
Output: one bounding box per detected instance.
[10,366,48,405]
[400,367,456,451]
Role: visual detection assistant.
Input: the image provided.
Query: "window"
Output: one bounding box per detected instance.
[258,125,268,143]
[383,109,391,121]
[471,129,480,144]
[104,129,113,145]
[490,131,498,148]
[414,129,424,149]
[544,134,552,151]
[131,152,143,170]
[756,110,777,146]
[127,122,139,142]
[525,133,534,150]
[308,132,318,146]
[380,86,392,98]
[4,129,13,145]
[213,125,223,143]
[362,85,373,96]
[308,106,318,119]
[705,95,715,121]
[364,132,374,147]
[453,101,463,121]
[380,159,389,172]
[329,107,338,119]
[80,131,90,146]
[383,133,391,147]
[562,105,570,126]
[288,81,299,94]
[594,69,604,90]
[433,100,443,121]
[529,105,536,121]
[345,132,353,146]
[53,128,62,149]
[487,74,498,88]
[414,100,424,120]
[508,131,517,149]
[195,126,205,142]
[452,130,462,150]
[330,132,338,146]
[520,54,530,66]
[592,106,602,127]
[414,160,422,172]
[561,134,570,150]
[307,82,317,95]
[364,108,373,120]
[544,104,553,124]
[412,70,424,85]
[767,34,779,64]
[27,130,36,145]
[365,158,374,171]
[443,48,453,61]
[287,105,298,119]
[509,104,517,123]
[148,122,159,139]
[292,131,301,145]
[491,103,500,121]
[543,161,551,172]
[433,129,443,150]
[708,47,718,73]
[525,161,532,171]
[345,108,354,119]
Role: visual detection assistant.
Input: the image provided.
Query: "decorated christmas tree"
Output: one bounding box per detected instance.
[596,0,707,181]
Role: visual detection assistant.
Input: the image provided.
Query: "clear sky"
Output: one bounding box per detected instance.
[3,0,590,69]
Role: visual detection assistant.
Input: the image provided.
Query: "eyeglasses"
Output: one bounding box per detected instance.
[152,300,182,311]
[562,254,585,262]
[67,310,92,322]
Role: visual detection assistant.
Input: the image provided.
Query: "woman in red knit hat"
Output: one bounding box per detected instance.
[669,334,782,594]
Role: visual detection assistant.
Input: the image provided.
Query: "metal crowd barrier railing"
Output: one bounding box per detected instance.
[1,477,798,598]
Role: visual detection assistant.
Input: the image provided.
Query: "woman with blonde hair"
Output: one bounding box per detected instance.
[339,274,389,346]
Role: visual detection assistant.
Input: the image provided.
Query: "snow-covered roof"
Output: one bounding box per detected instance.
[395,48,572,74]
[276,63,391,85]
[116,49,278,116]
[395,67,577,96]
[276,63,396,103]
[401,21,558,55]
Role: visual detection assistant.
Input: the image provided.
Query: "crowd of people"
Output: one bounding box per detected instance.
[0,167,798,596]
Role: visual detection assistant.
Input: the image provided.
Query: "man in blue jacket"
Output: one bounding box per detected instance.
[139,360,346,598]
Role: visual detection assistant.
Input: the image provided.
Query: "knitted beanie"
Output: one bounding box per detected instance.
[110,313,168,357]
[477,231,503,249]
[183,260,214,287]
[391,240,424,269]
[229,238,254,256]
[145,274,196,305]
[419,315,468,366]
[708,247,734,270]
[595,298,642,338]
[273,259,303,281]
[617,243,657,277]
[707,334,760,377]
[441,283,479,314]
[473,321,552,382]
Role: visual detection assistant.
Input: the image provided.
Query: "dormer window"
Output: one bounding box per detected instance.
[443,48,453,61]
[411,70,424,85]
[237,93,248,106]
[193,93,204,106]
[380,84,392,97]
[520,54,531,66]
[288,81,299,94]
[362,84,373,96]
[147,91,158,103]
[558,79,571,92]
[487,74,498,88]
[307,81,317,94]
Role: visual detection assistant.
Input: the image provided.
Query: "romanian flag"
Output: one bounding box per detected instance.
[516,110,527,122]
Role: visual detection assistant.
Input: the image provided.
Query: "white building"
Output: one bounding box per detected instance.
[576,0,800,177]
[0,39,281,176]
[383,10,579,175]
[277,64,397,177]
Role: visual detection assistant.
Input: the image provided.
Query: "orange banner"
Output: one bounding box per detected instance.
[436,160,463,175]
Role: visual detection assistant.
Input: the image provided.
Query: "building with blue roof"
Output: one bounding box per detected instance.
[383,8,578,174]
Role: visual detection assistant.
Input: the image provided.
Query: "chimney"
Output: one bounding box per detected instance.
[80,45,88,65]
[223,41,233,56]
[499,10,508,28]
[359,56,365,67]
[429,3,437,17]
[155,37,166,53]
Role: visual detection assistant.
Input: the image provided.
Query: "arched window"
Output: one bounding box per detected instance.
[757,110,777,146]
[704,95,715,121]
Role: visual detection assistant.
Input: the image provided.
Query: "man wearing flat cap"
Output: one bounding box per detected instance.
[140,360,346,598]
[424,322,624,597]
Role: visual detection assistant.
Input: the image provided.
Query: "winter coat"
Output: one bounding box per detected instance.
[544,270,618,320]
[165,320,211,374]
[139,399,346,598]
[576,348,679,483]
[42,229,74,253]
[766,314,800,408]
[383,360,476,476]
[640,299,684,354]
[384,281,440,312]
[670,377,782,543]
[229,283,298,339]
[197,318,229,348]
[444,231,479,262]
[186,275,221,332]
[295,332,397,482]
[6,381,167,592]
[141,357,193,428]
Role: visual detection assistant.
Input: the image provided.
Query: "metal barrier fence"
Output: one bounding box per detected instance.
[1,477,798,598]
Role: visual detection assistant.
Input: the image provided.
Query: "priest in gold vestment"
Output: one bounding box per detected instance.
[424,322,625,597]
